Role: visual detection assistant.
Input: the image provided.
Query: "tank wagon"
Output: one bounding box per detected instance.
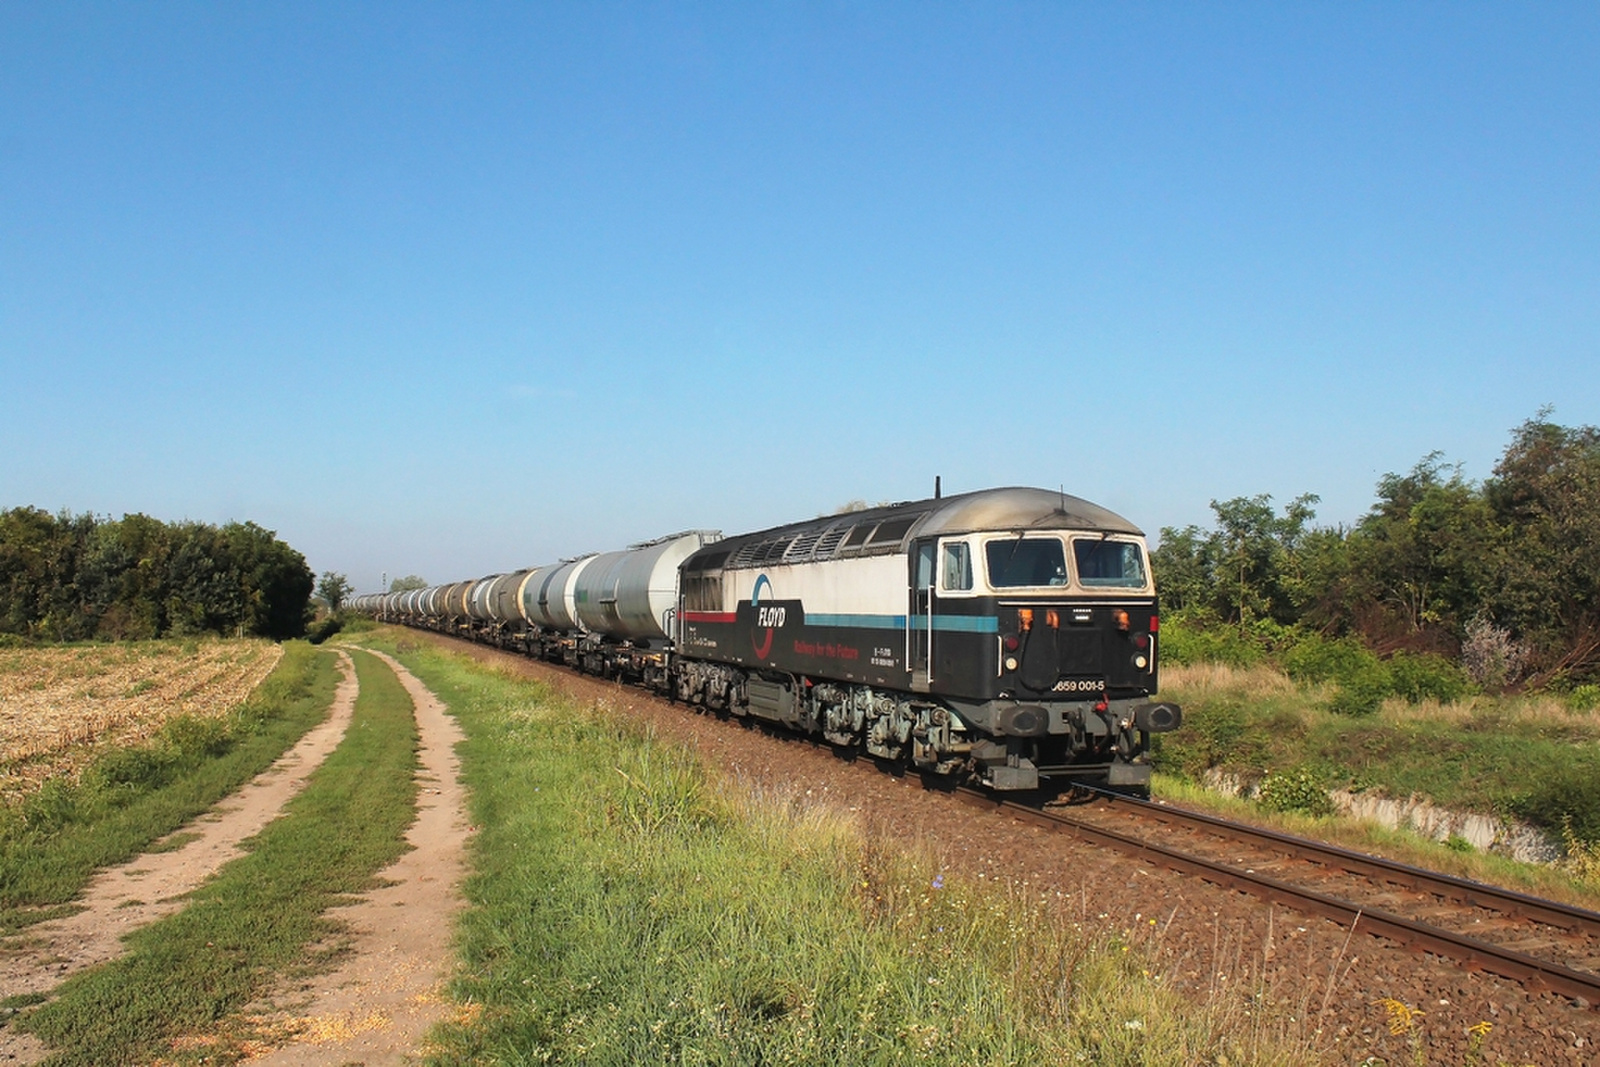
[353,486,1181,792]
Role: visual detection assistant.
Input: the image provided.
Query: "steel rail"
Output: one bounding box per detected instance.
[1089,788,1600,936]
[954,788,1600,1007]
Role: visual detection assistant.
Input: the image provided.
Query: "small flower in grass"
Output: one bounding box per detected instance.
[1373,997,1424,1036]
[931,875,944,890]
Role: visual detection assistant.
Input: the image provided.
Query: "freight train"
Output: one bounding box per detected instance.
[351,486,1181,793]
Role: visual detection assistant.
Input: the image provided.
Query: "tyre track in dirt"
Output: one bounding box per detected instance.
[241,647,469,1066]
[0,649,362,1064]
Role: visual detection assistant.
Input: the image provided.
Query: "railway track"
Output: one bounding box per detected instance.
[954,786,1600,1008]
[408,628,1600,1022]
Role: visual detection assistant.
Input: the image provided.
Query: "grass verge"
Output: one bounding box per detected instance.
[373,632,1314,1066]
[15,647,420,1065]
[0,642,337,933]
[1153,662,1600,906]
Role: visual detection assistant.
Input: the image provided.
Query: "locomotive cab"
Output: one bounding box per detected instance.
[909,521,1182,792]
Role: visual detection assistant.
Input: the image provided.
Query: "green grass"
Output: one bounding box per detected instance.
[1152,661,1600,906]
[1156,661,1600,837]
[0,642,338,933]
[16,648,421,1066]
[370,631,1313,1066]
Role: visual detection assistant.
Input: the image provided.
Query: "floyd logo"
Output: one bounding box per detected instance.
[750,574,785,659]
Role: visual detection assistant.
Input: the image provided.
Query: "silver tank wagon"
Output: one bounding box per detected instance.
[571,531,721,644]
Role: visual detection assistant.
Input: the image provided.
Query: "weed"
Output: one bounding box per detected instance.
[1255,767,1333,816]
[1373,997,1427,1066]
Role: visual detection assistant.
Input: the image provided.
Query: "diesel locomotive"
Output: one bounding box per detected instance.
[352,486,1181,792]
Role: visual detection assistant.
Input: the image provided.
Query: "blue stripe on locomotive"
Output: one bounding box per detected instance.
[806,613,999,634]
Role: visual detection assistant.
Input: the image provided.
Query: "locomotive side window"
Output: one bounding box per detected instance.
[1073,539,1148,588]
[682,574,723,613]
[985,537,1068,588]
[915,541,936,591]
[940,541,973,592]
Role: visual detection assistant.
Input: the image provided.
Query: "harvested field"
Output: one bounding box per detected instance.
[0,639,283,804]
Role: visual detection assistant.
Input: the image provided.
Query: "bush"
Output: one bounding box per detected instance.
[1255,767,1334,816]
[1505,764,1600,845]
[1386,651,1474,704]
[1567,684,1600,712]
[1281,633,1379,687]
[1460,616,1528,689]
[1159,611,1271,668]
[1327,673,1390,717]
[1283,633,1469,710]
[306,617,342,645]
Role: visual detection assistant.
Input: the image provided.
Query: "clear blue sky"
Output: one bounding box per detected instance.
[4,3,1596,592]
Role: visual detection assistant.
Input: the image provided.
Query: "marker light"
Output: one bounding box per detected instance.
[1150,616,1159,633]
[1112,609,1130,632]
[1018,609,1033,632]
[1046,609,1060,629]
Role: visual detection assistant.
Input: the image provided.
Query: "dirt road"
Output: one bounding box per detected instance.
[0,646,470,1067]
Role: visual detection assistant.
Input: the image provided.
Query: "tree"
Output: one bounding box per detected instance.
[0,508,312,642]
[226,521,313,640]
[1347,453,1495,643]
[1150,524,1215,613]
[389,574,428,592]
[1484,414,1600,680]
[1152,494,1321,626]
[317,572,354,615]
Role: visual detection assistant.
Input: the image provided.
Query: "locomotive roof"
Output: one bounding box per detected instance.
[687,487,1143,571]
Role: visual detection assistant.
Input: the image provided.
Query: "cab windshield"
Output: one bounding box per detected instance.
[1073,539,1148,588]
[985,537,1068,587]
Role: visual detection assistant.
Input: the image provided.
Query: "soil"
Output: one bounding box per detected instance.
[420,631,1600,1066]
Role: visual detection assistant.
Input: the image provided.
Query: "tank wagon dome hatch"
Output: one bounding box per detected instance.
[682,486,1142,571]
